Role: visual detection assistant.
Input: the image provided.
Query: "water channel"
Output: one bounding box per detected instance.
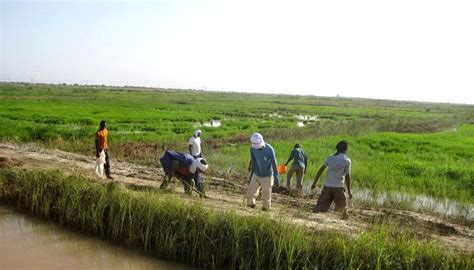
[0,204,194,270]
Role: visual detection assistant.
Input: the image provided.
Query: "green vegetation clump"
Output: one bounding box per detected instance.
[0,168,472,269]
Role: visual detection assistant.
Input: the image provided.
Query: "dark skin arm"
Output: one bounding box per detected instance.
[311,165,326,190]
[284,151,293,166]
[346,173,353,199]
[95,124,106,157]
[188,144,193,155]
[95,136,101,158]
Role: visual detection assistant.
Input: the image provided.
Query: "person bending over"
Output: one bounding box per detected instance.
[311,140,352,219]
[160,150,208,196]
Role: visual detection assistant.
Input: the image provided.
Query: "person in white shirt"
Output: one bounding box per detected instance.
[188,129,202,158]
[311,140,353,219]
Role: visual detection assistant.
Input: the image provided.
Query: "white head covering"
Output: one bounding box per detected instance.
[189,158,208,173]
[250,133,265,149]
[194,129,202,137]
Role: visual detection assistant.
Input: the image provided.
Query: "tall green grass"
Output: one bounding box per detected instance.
[0,168,471,269]
[1,83,470,149]
[206,125,474,205]
[1,83,473,204]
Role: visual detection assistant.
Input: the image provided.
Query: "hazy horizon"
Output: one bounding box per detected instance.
[2,0,473,105]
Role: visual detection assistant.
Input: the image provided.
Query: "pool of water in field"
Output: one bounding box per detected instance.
[296,121,305,127]
[194,120,221,128]
[0,205,194,270]
[300,185,473,220]
[353,188,473,219]
[295,115,318,121]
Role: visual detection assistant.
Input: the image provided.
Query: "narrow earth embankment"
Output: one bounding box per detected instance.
[0,143,472,253]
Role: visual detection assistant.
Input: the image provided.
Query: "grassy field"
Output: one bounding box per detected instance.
[1,82,473,208]
[1,83,473,267]
[1,168,471,269]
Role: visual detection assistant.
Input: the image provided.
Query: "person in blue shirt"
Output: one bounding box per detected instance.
[246,133,280,211]
[160,150,208,196]
[284,143,308,192]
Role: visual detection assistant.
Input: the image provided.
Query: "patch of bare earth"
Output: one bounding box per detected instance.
[0,143,472,253]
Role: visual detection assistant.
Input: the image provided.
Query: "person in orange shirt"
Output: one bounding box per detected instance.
[95,120,113,179]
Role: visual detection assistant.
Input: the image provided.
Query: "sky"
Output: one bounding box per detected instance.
[1,0,474,104]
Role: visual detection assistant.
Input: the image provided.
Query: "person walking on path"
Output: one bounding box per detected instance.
[188,129,202,158]
[284,143,308,192]
[311,140,352,219]
[246,133,280,211]
[95,120,113,179]
[160,150,208,196]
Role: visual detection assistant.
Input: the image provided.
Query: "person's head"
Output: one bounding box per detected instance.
[191,158,208,173]
[99,120,107,130]
[294,143,301,149]
[194,129,202,138]
[250,133,265,149]
[335,140,348,155]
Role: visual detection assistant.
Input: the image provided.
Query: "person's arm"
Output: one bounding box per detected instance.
[188,145,193,155]
[311,165,326,190]
[95,132,101,157]
[284,150,294,166]
[271,149,280,187]
[303,152,308,173]
[345,174,352,199]
[248,149,254,183]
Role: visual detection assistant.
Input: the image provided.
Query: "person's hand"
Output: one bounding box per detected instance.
[96,150,101,158]
[348,191,353,199]
[274,175,280,187]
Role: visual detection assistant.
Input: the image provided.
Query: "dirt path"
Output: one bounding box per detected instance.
[1,143,472,253]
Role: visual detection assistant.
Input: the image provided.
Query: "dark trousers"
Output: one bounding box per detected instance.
[161,160,203,195]
[314,186,347,212]
[104,150,111,176]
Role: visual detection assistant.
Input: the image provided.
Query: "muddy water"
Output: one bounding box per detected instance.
[0,205,194,270]
[300,185,473,220]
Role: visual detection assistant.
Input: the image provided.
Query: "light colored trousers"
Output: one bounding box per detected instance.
[246,174,274,210]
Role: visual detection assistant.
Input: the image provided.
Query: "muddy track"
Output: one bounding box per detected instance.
[0,143,472,253]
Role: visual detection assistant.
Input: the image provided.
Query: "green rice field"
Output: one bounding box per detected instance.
[1,82,473,268]
[1,83,473,205]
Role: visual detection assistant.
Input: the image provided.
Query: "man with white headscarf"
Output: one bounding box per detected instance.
[160,150,208,196]
[246,133,280,211]
[188,129,202,158]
